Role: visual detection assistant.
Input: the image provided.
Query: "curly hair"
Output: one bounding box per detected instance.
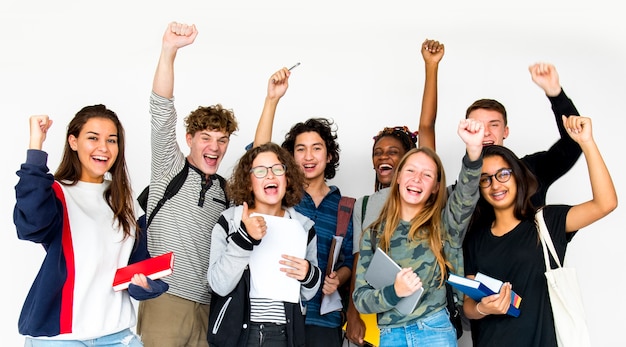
[184,104,239,136]
[368,147,450,286]
[281,118,340,180]
[228,142,306,209]
[372,126,418,191]
[54,104,137,239]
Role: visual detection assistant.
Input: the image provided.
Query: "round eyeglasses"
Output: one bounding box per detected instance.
[479,168,513,188]
[250,163,286,178]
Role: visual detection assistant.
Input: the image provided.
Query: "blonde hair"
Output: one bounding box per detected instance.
[368,147,451,286]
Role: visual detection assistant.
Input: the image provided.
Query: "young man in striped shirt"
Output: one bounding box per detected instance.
[137,22,238,347]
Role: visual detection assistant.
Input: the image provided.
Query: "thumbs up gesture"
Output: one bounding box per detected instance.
[241,202,267,241]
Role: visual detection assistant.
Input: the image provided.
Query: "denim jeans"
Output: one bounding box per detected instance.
[24,329,142,347]
[245,323,287,347]
[379,309,456,347]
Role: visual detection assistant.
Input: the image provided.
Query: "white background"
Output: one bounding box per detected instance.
[1,1,624,345]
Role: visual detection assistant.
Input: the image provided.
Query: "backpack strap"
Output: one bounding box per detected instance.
[361,195,369,227]
[215,174,229,209]
[146,160,190,228]
[370,227,377,254]
[336,196,356,238]
[361,195,378,253]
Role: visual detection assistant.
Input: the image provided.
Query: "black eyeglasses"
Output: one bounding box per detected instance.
[479,168,513,188]
[250,164,286,178]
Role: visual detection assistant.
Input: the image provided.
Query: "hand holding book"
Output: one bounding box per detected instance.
[321,236,344,315]
[128,273,152,290]
[476,282,514,316]
[365,247,423,315]
[113,252,174,291]
[395,268,423,298]
[447,272,522,317]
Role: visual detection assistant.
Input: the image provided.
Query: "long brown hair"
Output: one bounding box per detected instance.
[54,104,137,239]
[368,147,450,286]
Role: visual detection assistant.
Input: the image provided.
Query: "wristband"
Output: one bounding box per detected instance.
[476,302,488,316]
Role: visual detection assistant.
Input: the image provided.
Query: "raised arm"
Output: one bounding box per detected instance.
[418,39,445,151]
[457,118,484,162]
[29,115,53,150]
[530,62,562,98]
[442,119,484,243]
[252,68,291,148]
[530,62,581,135]
[562,116,617,232]
[152,22,198,98]
[528,64,583,173]
[14,116,59,243]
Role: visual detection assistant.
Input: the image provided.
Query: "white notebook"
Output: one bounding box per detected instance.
[365,247,424,315]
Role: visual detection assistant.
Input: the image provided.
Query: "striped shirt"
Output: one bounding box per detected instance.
[250,298,286,324]
[147,92,229,304]
[296,186,354,328]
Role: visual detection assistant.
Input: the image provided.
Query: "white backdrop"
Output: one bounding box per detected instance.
[1,1,624,346]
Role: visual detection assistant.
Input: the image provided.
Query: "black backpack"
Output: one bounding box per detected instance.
[137,160,228,227]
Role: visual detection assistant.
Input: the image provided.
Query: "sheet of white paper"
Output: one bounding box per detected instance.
[248,213,307,303]
[320,290,342,315]
[320,235,344,315]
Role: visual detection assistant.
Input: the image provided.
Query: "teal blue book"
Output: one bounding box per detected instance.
[447,272,521,317]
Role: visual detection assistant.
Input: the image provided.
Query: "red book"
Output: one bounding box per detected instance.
[113,252,174,291]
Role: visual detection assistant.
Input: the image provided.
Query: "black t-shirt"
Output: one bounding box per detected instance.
[464,205,572,347]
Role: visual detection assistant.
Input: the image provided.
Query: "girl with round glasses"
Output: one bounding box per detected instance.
[463,116,617,347]
[478,168,513,188]
[250,163,286,178]
[252,65,356,345]
[208,142,322,347]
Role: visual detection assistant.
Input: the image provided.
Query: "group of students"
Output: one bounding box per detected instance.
[13,21,617,347]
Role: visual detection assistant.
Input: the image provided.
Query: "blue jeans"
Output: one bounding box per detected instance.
[379,309,456,347]
[25,329,142,347]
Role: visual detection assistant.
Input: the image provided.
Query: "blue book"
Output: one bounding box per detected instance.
[447,272,521,317]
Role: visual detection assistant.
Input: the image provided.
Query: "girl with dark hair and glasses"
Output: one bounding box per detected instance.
[208,142,322,347]
[462,116,617,347]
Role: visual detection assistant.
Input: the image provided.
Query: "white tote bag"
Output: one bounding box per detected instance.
[536,209,591,347]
